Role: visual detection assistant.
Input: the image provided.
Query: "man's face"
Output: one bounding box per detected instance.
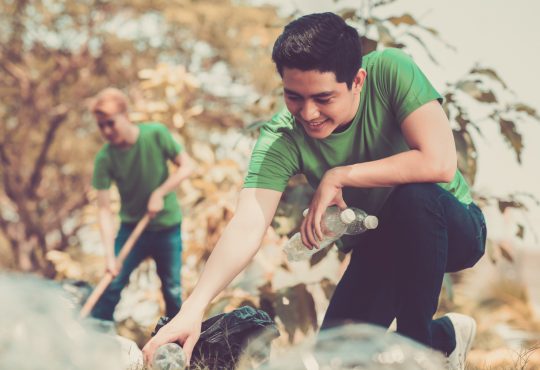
[282,68,363,139]
[94,102,129,146]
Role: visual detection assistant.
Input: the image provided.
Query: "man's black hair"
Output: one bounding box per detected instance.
[272,12,363,89]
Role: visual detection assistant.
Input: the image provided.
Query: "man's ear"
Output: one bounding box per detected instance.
[352,68,367,94]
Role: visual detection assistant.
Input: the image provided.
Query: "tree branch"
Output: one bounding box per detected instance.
[26,105,69,198]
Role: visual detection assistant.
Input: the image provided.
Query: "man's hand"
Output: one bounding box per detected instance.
[105,256,120,277]
[301,167,347,249]
[142,305,204,367]
[147,190,165,218]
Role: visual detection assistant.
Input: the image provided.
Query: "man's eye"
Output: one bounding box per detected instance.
[285,95,301,101]
[315,98,331,104]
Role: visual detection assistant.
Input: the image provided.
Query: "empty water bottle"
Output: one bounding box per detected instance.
[284,206,354,261]
[284,206,378,261]
[152,343,186,370]
[344,207,379,235]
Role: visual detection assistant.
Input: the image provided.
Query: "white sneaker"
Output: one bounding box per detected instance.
[446,313,476,370]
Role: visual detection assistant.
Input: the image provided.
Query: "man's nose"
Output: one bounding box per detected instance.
[299,100,319,121]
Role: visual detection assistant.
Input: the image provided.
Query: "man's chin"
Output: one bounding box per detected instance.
[303,126,333,139]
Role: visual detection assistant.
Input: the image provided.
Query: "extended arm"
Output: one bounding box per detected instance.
[303,100,457,246]
[142,187,282,364]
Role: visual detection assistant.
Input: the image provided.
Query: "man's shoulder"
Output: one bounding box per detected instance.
[262,107,296,134]
[95,143,111,158]
[139,121,168,133]
[363,48,414,71]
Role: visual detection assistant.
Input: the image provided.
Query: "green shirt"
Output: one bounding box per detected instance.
[93,122,183,229]
[244,48,472,215]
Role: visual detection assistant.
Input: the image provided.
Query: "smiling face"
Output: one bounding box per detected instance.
[282,67,366,139]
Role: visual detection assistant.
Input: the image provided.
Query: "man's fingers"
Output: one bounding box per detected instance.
[313,210,324,243]
[182,335,198,366]
[336,198,348,210]
[300,218,311,250]
[142,340,157,365]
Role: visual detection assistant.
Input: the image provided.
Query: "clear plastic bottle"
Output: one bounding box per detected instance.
[152,343,186,370]
[284,206,355,261]
[284,206,378,261]
[344,207,379,235]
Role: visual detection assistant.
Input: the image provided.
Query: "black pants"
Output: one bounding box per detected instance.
[321,183,487,354]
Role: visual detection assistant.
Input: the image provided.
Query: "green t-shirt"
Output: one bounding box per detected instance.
[244,48,472,215]
[93,122,183,229]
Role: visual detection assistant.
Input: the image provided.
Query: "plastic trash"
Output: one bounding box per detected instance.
[284,206,378,261]
[152,343,186,370]
[152,306,280,370]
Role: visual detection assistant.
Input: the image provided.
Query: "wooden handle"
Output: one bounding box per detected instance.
[80,214,151,318]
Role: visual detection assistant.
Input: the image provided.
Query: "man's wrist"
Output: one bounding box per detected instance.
[153,188,166,198]
[329,166,347,188]
[180,298,208,316]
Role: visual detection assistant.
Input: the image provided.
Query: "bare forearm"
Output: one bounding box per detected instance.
[182,216,265,311]
[335,149,456,188]
[155,164,193,197]
[181,188,281,313]
[98,208,116,258]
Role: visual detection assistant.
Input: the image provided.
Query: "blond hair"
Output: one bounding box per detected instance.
[89,87,129,115]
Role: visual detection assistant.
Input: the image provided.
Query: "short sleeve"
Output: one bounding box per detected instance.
[92,148,112,190]
[157,124,182,160]
[377,48,442,124]
[243,118,300,192]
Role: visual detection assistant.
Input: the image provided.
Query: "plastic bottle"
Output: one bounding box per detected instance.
[284,206,378,261]
[344,207,379,235]
[152,343,186,370]
[284,206,354,261]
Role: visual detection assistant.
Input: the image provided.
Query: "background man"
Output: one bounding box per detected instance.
[90,87,194,321]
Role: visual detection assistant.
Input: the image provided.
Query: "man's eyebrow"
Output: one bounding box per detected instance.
[283,88,335,98]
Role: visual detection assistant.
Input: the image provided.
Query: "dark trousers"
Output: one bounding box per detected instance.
[321,183,487,354]
[91,223,183,321]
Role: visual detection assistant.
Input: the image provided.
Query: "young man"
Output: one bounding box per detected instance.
[142,13,486,370]
[90,88,194,321]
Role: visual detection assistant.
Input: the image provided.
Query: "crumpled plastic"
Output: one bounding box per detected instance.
[152,305,280,369]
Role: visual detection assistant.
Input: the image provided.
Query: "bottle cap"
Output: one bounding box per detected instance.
[340,209,355,224]
[364,215,379,229]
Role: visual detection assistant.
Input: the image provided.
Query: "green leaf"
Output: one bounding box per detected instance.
[376,23,394,46]
[456,80,497,103]
[471,67,507,88]
[339,8,359,21]
[498,117,523,163]
[453,129,477,186]
[512,103,540,120]
[273,283,318,342]
[498,199,525,213]
[361,36,378,55]
[516,224,525,239]
[403,32,439,65]
[387,13,417,26]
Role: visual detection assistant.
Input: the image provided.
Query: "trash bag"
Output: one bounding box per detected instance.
[152,306,280,370]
